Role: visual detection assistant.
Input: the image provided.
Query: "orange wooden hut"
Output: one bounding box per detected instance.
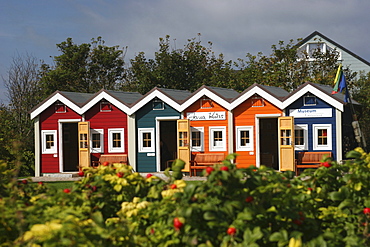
[230,84,289,170]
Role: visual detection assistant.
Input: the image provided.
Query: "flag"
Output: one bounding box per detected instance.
[332,64,349,103]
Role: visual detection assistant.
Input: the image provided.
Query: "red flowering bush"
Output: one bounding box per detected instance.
[0,149,370,246]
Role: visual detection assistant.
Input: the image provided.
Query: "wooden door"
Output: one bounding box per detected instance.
[177,119,190,172]
[78,121,90,170]
[278,117,294,171]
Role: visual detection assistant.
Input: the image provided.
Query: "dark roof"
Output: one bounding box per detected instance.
[287,81,359,105]
[310,82,360,105]
[206,86,240,101]
[299,31,370,67]
[157,88,192,103]
[60,91,94,106]
[259,84,289,100]
[105,90,143,105]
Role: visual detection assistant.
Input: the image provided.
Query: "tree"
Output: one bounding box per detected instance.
[235,39,345,92]
[351,72,370,148]
[39,37,127,95]
[126,34,236,94]
[2,53,41,175]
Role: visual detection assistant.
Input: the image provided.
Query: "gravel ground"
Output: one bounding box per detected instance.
[28,173,206,182]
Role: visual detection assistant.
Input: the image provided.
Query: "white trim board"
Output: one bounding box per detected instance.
[282,84,343,112]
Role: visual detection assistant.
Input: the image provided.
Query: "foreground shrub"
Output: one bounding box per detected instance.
[0,149,370,246]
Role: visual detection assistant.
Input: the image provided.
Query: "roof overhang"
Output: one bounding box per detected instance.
[230,86,284,110]
[80,91,131,115]
[30,92,82,119]
[130,89,182,114]
[282,84,344,112]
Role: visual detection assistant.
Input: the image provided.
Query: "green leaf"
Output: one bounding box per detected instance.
[203,211,217,221]
[226,153,238,160]
[270,230,289,247]
[354,182,362,191]
[237,209,253,221]
[91,211,104,228]
[338,199,353,209]
[346,151,362,159]
[267,206,277,212]
[329,191,343,201]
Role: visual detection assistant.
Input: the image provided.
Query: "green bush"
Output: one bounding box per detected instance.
[1,149,370,246]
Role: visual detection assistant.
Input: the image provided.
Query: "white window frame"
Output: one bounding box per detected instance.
[138,128,155,153]
[303,96,317,106]
[201,98,213,109]
[294,124,308,150]
[251,96,265,107]
[312,124,332,150]
[209,126,226,151]
[152,99,164,110]
[191,127,204,152]
[236,126,254,151]
[90,129,104,153]
[108,128,125,153]
[100,101,112,112]
[298,42,342,61]
[55,103,66,113]
[42,130,57,154]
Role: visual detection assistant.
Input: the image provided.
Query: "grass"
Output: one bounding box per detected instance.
[43,181,74,190]
[35,179,202,191]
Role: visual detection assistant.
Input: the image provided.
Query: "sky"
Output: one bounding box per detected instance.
[1,0,370,104]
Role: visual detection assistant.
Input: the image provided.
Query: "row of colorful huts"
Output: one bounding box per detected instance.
[30,82,357,176]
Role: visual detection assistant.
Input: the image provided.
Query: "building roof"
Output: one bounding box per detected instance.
[206,86,240,101]
[307,82,359,105]
[259,85,290,100]
[104,90,143,106]
[282,81,359,111]
[156,88,192,103]
[59,91,94,106]
[31,82,354,119]
[299,31,370,67]
[230,83,287,110]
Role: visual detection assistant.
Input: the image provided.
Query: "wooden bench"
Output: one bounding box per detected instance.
[92,154,128,167]
[189,153,225,176]
[295,151,332,175]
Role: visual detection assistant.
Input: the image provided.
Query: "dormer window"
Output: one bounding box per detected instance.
[304,95,317,106]
[152,99,164,110]
[251,96,264,107]
[297,42,341,60]
[201,98,213,109]
[100,101,112,112]
[55,102,66,113]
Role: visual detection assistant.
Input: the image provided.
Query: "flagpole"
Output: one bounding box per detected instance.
[344,73,367,151]
[332,64,367,151]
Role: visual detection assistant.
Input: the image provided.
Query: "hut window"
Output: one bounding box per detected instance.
[251,96,264,107]
[201,99,213,109]
[100,101,112,112]
[55,103,66,113]
[90,129,103,153]
[294,124,308,150]
[138,128,155,153]
[42,130,57,154]
[108,129,124,153]
[280,129,292,145]
[313,124,332,150]
[236,126,253,151]
[191,127,204,152]
[153,100,164,110]
[304,96,316,106]
[209,126,226,151]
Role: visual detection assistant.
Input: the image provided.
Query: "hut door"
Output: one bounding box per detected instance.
[78,121,90,170]
[177,119,190,172]
[278,117,295,171]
